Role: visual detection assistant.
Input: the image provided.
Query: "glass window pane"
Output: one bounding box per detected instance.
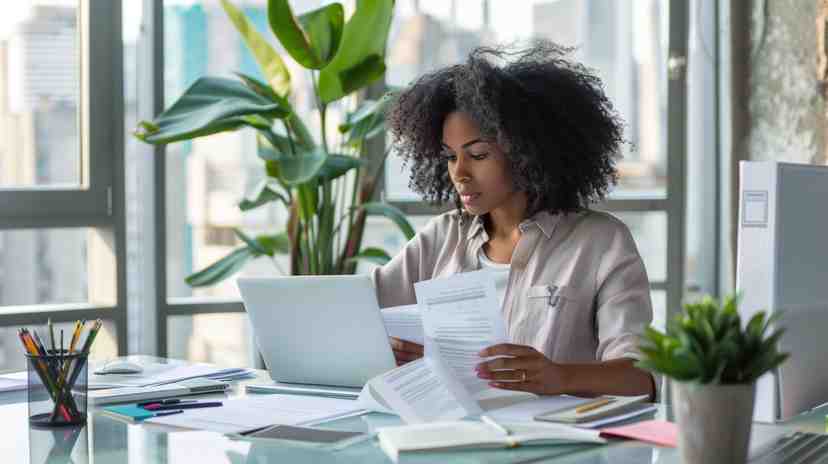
[162,1,342,300]
[356,215,434,274]
[610,211,666,282]
[650,289,666,333]
[0,228,116,308]
[385,0,668,200]
[685,0,718,297]
[0,320,117,373]
[167,314,254,368]
[0,1,81,188]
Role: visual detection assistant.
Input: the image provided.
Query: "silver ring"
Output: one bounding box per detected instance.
[520,370,527,382]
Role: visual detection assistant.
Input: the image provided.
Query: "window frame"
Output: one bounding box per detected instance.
[0,0,117,224]
[0,0,128,356]
[147,1,704,369]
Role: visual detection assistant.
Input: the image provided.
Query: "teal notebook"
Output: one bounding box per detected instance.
[99,405,156,423]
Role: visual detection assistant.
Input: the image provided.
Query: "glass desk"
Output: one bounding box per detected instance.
[1,356,824,464]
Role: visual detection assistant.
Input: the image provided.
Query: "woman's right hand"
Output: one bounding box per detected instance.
[389,337,423,366]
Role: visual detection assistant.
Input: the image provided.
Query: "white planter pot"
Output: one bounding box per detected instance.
[671,381,756,464]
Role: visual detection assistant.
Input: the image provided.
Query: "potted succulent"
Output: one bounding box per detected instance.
[134,0,412,284]
[637,295,789,464]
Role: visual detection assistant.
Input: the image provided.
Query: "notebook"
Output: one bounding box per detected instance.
[376,421,605,462]
[534,394,650,424]
[99,405,182,423]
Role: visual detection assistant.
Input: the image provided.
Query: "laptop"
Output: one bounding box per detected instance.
[238,275,397,391]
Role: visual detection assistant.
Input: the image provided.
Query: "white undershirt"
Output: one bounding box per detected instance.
[478,248,511,309]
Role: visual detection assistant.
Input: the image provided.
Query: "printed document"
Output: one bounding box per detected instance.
[381,304,424,345]
[359,358,481,424]
[359,270,508,423]
[146,394,364,434]
[416,269,509,393]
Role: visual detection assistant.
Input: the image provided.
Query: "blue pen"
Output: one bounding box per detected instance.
[153,409,184,417]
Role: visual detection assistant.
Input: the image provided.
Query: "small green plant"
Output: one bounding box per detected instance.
[637,294,789,384]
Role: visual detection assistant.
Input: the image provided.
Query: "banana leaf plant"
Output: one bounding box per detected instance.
[135,0,413,285]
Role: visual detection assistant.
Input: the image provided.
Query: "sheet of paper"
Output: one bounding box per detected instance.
[381,304,424,345]
[485,395,593,422]
[473,389,536,412]
[416,270,508,394]
[146,394,364,434]
[89,362,253,389]
[362,358,481,424]
[0,371,26,380]
[0,376,27,393]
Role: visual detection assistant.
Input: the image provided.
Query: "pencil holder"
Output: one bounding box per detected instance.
[26,350,88,427]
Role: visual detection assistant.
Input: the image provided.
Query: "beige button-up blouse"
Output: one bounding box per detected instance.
[372,209,653,364]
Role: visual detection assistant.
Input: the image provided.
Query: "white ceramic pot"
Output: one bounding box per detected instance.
[671,381,756,464]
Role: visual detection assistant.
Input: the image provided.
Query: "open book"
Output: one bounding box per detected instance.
[377,420,605,462]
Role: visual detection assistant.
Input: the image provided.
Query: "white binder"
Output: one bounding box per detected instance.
[737,161,828,422]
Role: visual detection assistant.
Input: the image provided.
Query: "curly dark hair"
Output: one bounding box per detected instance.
[386,41,624,216]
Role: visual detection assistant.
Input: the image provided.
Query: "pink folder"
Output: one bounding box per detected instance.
[600,420,678,448]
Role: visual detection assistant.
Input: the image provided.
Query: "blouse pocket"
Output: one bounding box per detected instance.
[521,284,580,351]
[527,284,577,309]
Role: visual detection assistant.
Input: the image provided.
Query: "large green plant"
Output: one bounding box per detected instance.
[135,0,412,285]
[637,294,789,384]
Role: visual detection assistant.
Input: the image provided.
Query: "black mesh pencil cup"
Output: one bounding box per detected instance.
[26,350,88,427]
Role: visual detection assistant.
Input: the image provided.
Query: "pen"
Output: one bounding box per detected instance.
[137,399,198,407]
[574,397,616,414]
[143,401,223,411]
[153,409,184,418]
[480,414,511,436]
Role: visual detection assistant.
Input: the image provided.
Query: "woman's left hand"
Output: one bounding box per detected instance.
[475,343,570,395]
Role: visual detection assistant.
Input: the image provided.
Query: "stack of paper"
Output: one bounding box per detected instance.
[89,377,230,405]
[0,372,27,393]
[146,394,365,434]
[90,362,254,389]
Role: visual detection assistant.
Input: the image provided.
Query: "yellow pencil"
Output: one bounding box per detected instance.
[69,320,84,353]
[575,397,616,414]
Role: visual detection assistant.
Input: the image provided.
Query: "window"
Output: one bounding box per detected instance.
[148,0,352,364]
[384,0,669,201]
[140,1,711,362]
[376,0,690,331]
[0,1,125,372]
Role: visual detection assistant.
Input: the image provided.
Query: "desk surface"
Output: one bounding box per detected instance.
[1,356,825,464]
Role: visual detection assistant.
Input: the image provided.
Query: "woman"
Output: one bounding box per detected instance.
[373,43,655,399]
